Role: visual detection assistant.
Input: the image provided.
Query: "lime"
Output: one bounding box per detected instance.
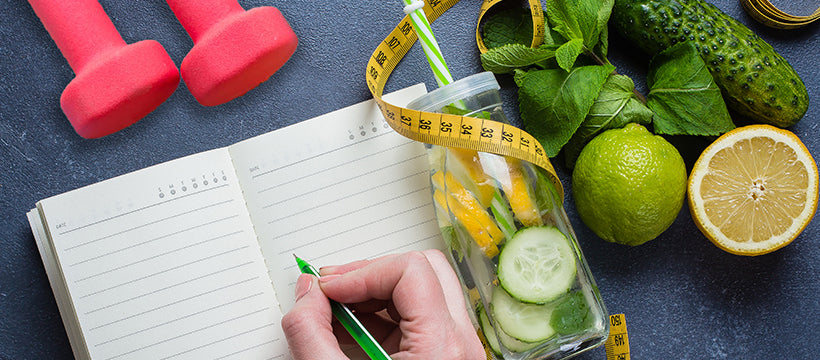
[572,123,686,246]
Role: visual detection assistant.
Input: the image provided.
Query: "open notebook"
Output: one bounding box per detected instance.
[28,84,444,360]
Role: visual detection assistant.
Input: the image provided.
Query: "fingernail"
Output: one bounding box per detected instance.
[318,274,341,284]
[319,265,338,275]
[294,274,313,301]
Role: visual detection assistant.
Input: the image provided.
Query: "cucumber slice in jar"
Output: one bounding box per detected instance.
[496,326,540,353]
[498,226,576,304]
[490,286,556,343]
[477,305,502,355]
[490,191,517,241]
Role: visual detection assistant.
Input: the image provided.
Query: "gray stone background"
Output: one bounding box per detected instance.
[1,0,818,358]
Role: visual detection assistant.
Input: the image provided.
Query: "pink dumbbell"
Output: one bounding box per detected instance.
[28,0,180,139]
[166,0,298,106]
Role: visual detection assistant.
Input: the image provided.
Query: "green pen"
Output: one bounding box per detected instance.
[293,255,393,360]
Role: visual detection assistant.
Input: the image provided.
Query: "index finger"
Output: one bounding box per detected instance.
[420,250,475,332]
[318,251,452,325]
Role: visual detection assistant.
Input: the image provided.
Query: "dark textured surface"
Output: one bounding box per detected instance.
[0,1,817,359]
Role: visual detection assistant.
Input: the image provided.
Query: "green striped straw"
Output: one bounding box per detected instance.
[401,0,454,88]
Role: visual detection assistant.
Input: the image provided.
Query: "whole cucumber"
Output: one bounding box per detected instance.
[610,0,809,127]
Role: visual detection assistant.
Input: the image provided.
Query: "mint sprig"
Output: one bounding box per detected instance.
[514,64,615,158]
[479,1,734,160]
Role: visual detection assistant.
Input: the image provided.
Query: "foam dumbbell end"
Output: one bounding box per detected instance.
[28,0,180,139]
[166,0,298,106]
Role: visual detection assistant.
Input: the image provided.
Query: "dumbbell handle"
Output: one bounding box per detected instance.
[166,0,245,43]
[28,0,126,71]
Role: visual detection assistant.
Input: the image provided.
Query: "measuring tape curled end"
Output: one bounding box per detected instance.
[741,0,820,29]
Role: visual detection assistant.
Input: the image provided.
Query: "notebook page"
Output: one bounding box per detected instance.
[229,84,445,312]
[34,149,287,360]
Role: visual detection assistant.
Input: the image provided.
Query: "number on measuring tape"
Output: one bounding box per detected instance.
[440,120,453,133]
[605,314,631,360]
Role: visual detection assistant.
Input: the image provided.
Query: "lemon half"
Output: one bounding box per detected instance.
[688,125,819,256]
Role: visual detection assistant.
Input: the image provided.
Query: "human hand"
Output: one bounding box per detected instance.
[281,249,485,360]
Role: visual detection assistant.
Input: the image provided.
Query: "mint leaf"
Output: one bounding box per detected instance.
[515,65,615,157]
[481,44,560,74]
[482,8,542,49]
[564,74,653,168]
[543,0,583,41]
[481,7,567,48]
[439,226,463,261]
[543,0,613,49]
[647,42,734,136]
[556,38,585,72]
[550,292,593,335]
[592,0,615,49]
[593,25,609,59]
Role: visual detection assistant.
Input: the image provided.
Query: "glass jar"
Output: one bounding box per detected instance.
[407,72,609,359]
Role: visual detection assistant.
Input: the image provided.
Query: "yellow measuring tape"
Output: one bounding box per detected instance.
[606,314,631,360]
[365,0,563,200]
[741,0,820,29]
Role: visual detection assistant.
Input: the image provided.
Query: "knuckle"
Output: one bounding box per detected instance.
[422,248,447,263]
[280,310,317,339]
[402,250,433,270]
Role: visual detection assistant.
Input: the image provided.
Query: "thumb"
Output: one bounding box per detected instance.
[281,274,348,360]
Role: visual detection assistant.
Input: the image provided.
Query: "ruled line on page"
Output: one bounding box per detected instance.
[83,261,254,315]
[105,308,273,360]
[157,321,277,360]
[88,275,260,331]
[251,131,403,180]
[64,199,234,251]
[79,245,250,300]
[315,218,438,260]
[255,139,417,194]
[266,169,428,223]
[261,153,427,209]
[94,291,264,346]
[68,215,240,267]
[74,230,243,282]
[369,233,442,258]
[284,218,439,270]
[58,183,229,236]
[214,339,282,360]
[259,141,415,193]
[285,232,443,287]
[274,193,431,254]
